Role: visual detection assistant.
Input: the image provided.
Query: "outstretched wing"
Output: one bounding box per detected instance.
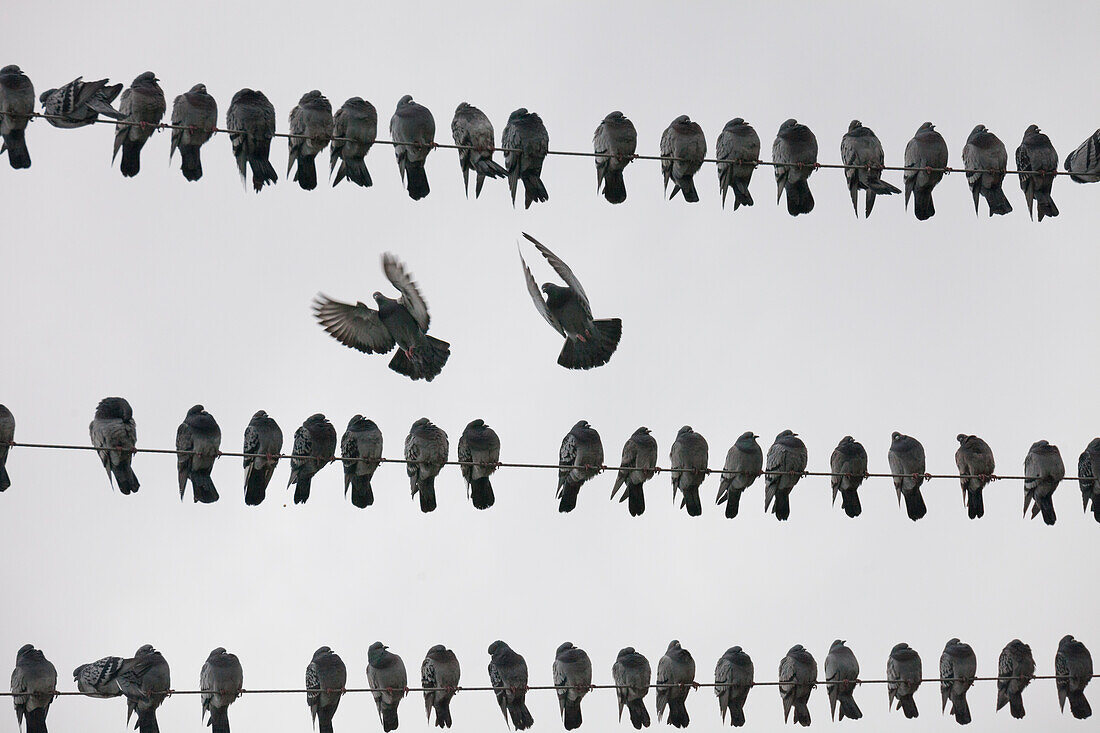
[522,232,591,312]
[519,245,563,335]
[313,295,396,354]
[382,253,430,331]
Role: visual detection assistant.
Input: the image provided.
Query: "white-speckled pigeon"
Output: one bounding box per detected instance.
[118,644,170,733]
[671,426,708,517]
[594,111,637,204]
[169,84,217,181]
[0,65,34,169]
[287,413,337,504]
[611,427,658,517]
[660,115,706,202]
[306,647,346,733]
[612,647,651,729]
[830,436,867,518]
[997,640,1035,719]
[405,417,448,513]
[39,77,125,128]
[1079,438,1100,524]
[656,640,695,729]
[772,119,818,216]
[89,397,139,494]
[716,432,762,519]
[422,645,460,728]
[887,643,921,718]
[888,432,928,521]
[176,404,221,503]
[458,418,500,510]
[840,120,900,217]
[488,640,533,731]
[112,72,165,177]
[1016,125,1059,221]
[962,125,1012,216]
[200,648,243,733]
[390,95,435,200]
[778,644,816,727]
[714,646,753,727]
[10,644,56,733]
[557,420,604,513]
[1065,129,1100,183]
[503,108,549,208]
[716,118,759,210]
[367,642,407,732]
[1024,439,1064,525]
[904,122,949,220]
[226,89,277,192]
[955,434,995,520]
[341,415,382,509]
[553,642,592,730]
[452,102,506,198]
[824,640,861,721]
[764,430,807,521]
[243,410,282,506]
[330,97,376,188]
[287,90,333,191]
[0,404,13,492]
[73,656,124,697]
[1056,635,1093,719]
[940,638,976,725]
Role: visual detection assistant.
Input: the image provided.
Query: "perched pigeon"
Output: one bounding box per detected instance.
[825,640,861,721]
[169,83,217,181]
[840,120,900,217]
[1079,438,1100,523]
[458,418,500,510]
[764,430,807,521]
[1016,125,1059,221]
[1024,439,1064,525]
[330,97,377,187]
[73,656,125,697]
[772,119,818,216]
[421,645,460,729]
[112,72,165,177]
[405,417,449,513]
[716,432,762,519]
[962,125,1012,216]
[341,415,383,509]
[671,426,709,516]
[1055,635,1093,719]
[940,638,976,725]
[306,647,347,733]
[553,642,592,730]
[243,410,283,506]
[519,232,622,370]
[593,111,638,204]
[502,108,550,208]
[660,115,706,202]
[314,252,451,381]
[118,644,170,733]
[451,102,506,198]
[200,648,243,733]
[390,95,435,200]
[714,646,753,727]
[1064,129,1100,183]
[656,640,695,729]
[176,404,222,504]
[716,118,760,210]
[0,404,13,491]
[955,434,995,520]
[89,397,140,494]
[828,436,867,518]
[611,427,658,517]
[226,89,277,191]
[612,647,651,729]
[904,122,950,220]
[887,643,922,719]
[488,641,533,731]
[10,644,56,733]
[778,645,816,727]
[38,77,125,128]
[287,414,337,504]
[288,90,333,190]
[367,642,407,733]
[0,65,34,169]
[888,432,928,521]
[557,420,604,513]
[997,639,1035,719]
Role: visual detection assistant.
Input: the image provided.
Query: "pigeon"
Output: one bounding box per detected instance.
[611,427,658,517]
[1016,125,1059,221]
[778,644,816,727]
[242,410,283,506]
[519,232,622,370]
[1064,129,1100,183]
[764,430,807,521]
[0,65,34,169]
[169,83,217,181]
[1055,635,1093,719]
[1024,439,1064,525]
[112,72,165,177]
[330,97,377,187]
[367,642,407,733]
[955,434,995,520]
[451,102,506,198]
[89,397,140,494]
[556,420,604,513]
[612,647,652,729]
[716,432,762,519]
[656,640,695,729]
[488,641,534,731]
[200,648,243,733]
[962,125,1012,216]
[840,120,901,217]
[887,643,922,719]
[287,90,333,191]
[458,418,500,510]
[314,252,451,382]
[176,404,222,504]
[671,426,709,516]
[593,111,638,204]
[888,432,928,521]
[10,644,57,733]
[390,95,435,200]
[714,646,753,727]
[306,647,347,733]
[226,89,277,191]
[73,656,125,697]
[772,119,818,216]
[421,645,461,729]
[287,413,337,504]
[660,115,706,202]
[997,639,1035,719]
[341,415,383,509]
[118,644,171,733]
[1079,438,1100,523]
[0,404,13,491]
[38,76,125,128]
[904,122,950,220]
[716,118,760,210]
[553,642,592,730]
[940,638,976,725]
[405,417,449,513]
[829,436,867,518]
[502,108,550,208]
[825,640,861,721]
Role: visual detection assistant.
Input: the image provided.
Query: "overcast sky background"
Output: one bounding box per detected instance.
[2,2,1099,731]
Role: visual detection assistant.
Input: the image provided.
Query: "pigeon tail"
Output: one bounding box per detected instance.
[557,318,622,370]
[731,177,753,210]
[317,709,335,733]
[785,179,814,216]
[625,481,645,516]
[404,161,430,200]
[721,487,743,519]
[179,145,203,181]
[208,707,230,733]
[1007,693,1026,719]
[381,704,399,732]
[913,187,935,220]
[191,472,219,504]
[966,488,984,519]
[951,693,972,725]
[522,173,549,209]
[838,694,862,720]
[293,475,312,504]
[416,477,437,513]
[432,699,453,728]
[247,148,278,192]
[137,709,160,733]
[1036,191,1059,221]
[114,463,140,495]
[667,698,689,728]
[349,474,374,508]
[334,157,372,188]
[982,186,1013,216]
[24,708,47,733]
[2,129,31,169]
[474,157,507,179]
[866,178,901,195]
[903,489,927,521]
[1037,493,1057,525]
[294,155,319,191]
[680,486,702,516]
[388,336,450,382]
[508,698,534,730]
[626,698,650,729]
[558,482,581,513]
[728,701,746,727]
[840,488,861,518]
[244,468,269,506]
[675,176,699,203]
[0,463,9,491]
[471,476,495,510]
[602,168,627,204]
[562,698,582,730]
[772,489,791,521]
[1067,689,1091,719]
[900,694,919,719]
[119,138,146,178]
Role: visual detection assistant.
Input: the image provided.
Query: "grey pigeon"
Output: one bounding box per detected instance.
[940,638,976,725]
[451,102,506,198]
[656,640,695,729]
[888,431,928,521]
[112,72,165,177]
[764,430,807,521]
[306,647,346,733]
[314,252,451,381]
[330,97,377,188]
[458,418,500,510]
[962,125,1012,216]
[887,643,922,718]
[176,404,222,504]
[390,95,435,200]
[1055,635,1093,719]
[502,108,550,208]
[556,420,604,513]
[200,648,243,733]
[553,642,592,730]
[1016,125,1059,221]
[169,83,217,181]
[1079,438,1100,524]
[660,115,706,202]
[714,646,753,727]
[89,397,139,494]
[1064,129,1100,183]
[955,434,995,520]
[519,232,622,370]
[341,415,383,509]
[421,645,460,729]
[778,644,816,727]
[825,640,861,721]
[73,656,125,697]
[593,111,637,204]
[38,76,125,128]
[830,436,867,519]
[840,120,901,217]
[226,89,277,191]
[10,644,56,733]
[118,644,170,733]
[242,410,282,506]
[0,65,34,169]
[611,427,658,517]
[772,119,818,216]
[0,404,14,491]
[716,432,762,519]
[367,642,407,733]
[1024,439,1064,525]
[405,417,449,513]
[904,122,949,220]
[488,640,533,731]
[288,90,333,190]
[716,118,760,210]
[997,639,1035,719]
[287,413,337,504]
[671,426,708,517]
[612,647,651,729]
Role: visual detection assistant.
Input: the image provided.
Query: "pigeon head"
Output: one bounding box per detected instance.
[96,396,133,421]
[728,646,743,655]
[1025,124,1041,135]
[487,640,508,655]
[466,418,486,430]
[508,108,529,124]
[633,426,651,436]
[919,122,935,132]
[617,647,636,658]
[736,431,758,443]
[455,101,471,114]
[891,431,904,442]
[1,65,23,75]
[604,111,626,123]
[777,429,796,440]
[677,426,693,436]
[428,644,447,654]
[300,90,322,103]
[849,120,862,131]
[788,644,805,654]
[838,436,854,447]
[1089,437,1100,451]
[251,410,269,421]
[135,644,157,656]
[313,646,333,660]
[779,119,798,132]
[956,434,969,444]
[397,95,414,107]
[1029,439,1050,452]
[728,118,746,127]
[208,647,228,660]
[187,404,205,417]
[1058,635,1075,647]
[572,419,591,431]
[666,640,681,652]
[412,417,431,429]
[890,643,912,656]
[16,643,35,658]
[39,89,57,103]
[135,71,159,84]
[556,642,576,655]
[368,642,389,665]
[945,638,962,648]
[968,124,988,141]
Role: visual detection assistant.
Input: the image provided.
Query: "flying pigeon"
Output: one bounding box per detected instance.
[829,436,867,518]
[612,647,651,729]
[176,404,222,503]
[887,643,922,719]
[405,417,449,512]
[955,434,995,520]
[888,432,928,521]
[940,638,976,725]
[287,90,333,191]
[778,644,816,727]
[997,639,1035,719]
[488,640,534,731]
[660,115,706,202]
[557,420,604,513]
[840,120,901,217]
[10,644,57,733]
[452,102,506,198]
[716,118,760,210]
[341,415,383,508]
[390,95,435,200]
[1015,125,1059,221]
[824,640,861,721]
[671,425,709,516]
[89,397,139,494]
[772,119,818,216]
[962,125,1012,216]
[112,72,165,177]
[118,644,171,733]
[458,418,500,510]
[169,83,217,181]
[1024,439,1064,525]
[200,648,244,733]
[553,642,592,730]
[1064,129,1100,183]
[0,65,34,169]
[716,432,762,519]
[306,647,347,733]
[243,410,283,506]
[367,642,407,733]
[421,644,461,728]
[764,430,807,521]
[1055,635,1093,719]
[226,89,277,191]
[593,111,638,204]
[287,413,337,504]
[904,122,950,220]
[714,646,753,727]
[1079,437,1100,523]
[73,656,125,697]
[611,427,658,517]
[0,404,13,491]
[502,108,550,208]
[38,76,125,128]
[330,97,377,187]
[656,640,695,729]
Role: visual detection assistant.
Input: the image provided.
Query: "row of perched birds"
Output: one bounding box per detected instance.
[5,400,1100,523]
[10,636,1094,733]
[4,68,1100,216]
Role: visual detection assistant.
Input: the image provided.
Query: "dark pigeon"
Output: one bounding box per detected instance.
[503,108,550,208]
[611,427,658,517]
[330,97,377,188]
[170,83,217,181]
[1079,438,1100,523]
[112,72,166,177]
[341,415,383,509]
[716,118,760,210]
[89,397,139,494]
[39,76,125,128]
[660,115,706,202]
[764,430,807,521]
[1024,439,1064,525]
[287,414,337,504]
[390,95,435,200]
[242,410,282,506]
[200,648,243,733]
[405,417,449,513]
[656,640,695,729]
[1055,635,1093,719]
[940,638,976,725]
[772,119,818,216]
[840,120,901,217]
[962,125,1012,216]
[1016,125,1059,221]
[488,641,533,731]
[73,656,125,697]
[557,420,604,513]
[955,434,995,520]
[904,122,949,220]
[287,90,333,191]
[593,111,638,204]
[458,418,500,510]
[306,647,346,733]
[716,432,762,519]
[451,102,506,198]
[830,436,867,518]
[825,640,862,721]
[778,644,816,727]
[421,645,461,728]
[612,647,651,729]
[670,425,708,516]
[887,643,922,718]
[553,642,592,731]
[226,89,277,191]
[118,644,171,733]
[0,404,13,491]
[1064,129,1100,183]
[714,646,753,727]
[366,642,407,733]
[888,432,928,521]
[10,644,57,733]
[0,65,34,169]
[997,639,1035,719]
[176,404,222,504]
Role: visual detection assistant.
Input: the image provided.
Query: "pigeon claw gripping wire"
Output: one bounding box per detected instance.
[923,472,933,482]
